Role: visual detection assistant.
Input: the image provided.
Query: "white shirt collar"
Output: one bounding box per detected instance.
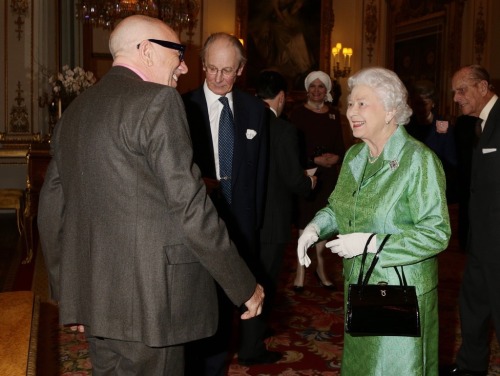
[479,94,498,123]
[203,81,233,110]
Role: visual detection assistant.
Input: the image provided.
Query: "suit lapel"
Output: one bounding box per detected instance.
[231,90,246,186]
[192,88,217,177]
[479,99,500,149]
[349,126,408,188]
[348,149,367,187]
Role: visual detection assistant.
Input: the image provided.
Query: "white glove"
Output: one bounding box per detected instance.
[326,233,376,259]
[297,224,319,267]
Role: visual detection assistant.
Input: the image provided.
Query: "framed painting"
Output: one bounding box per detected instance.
[386,0,464,116]
[236,0,333,95]
[393,17,445,101]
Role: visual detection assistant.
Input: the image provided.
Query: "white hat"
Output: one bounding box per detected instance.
[304,71,333,102]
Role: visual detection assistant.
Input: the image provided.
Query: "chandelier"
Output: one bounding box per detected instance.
[76,0,200,43]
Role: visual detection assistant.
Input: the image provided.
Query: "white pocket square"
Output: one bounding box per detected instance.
[246,129,257,139]
[482,148,497,154]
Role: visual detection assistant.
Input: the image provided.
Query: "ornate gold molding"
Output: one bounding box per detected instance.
[365,0,378,63]
[10,0,29,41]
[474,2,486,65]
[9,81,30,133]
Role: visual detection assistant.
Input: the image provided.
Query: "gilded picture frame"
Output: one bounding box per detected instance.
[236,0,333,95]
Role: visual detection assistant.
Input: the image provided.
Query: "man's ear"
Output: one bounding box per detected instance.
[478,80,489,96]
[236,63,245,76]
[138,41,154,67]
[278,90,285,104]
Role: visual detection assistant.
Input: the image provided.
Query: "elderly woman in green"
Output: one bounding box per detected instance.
[297,67,451,375]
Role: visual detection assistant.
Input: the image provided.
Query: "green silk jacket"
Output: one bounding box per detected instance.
[309,125,451,375]
[310,125,451,293]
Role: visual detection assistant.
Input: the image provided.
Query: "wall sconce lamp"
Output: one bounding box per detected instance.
[331,42,353,79]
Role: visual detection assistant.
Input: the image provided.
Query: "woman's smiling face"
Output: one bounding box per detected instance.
[307,78,328,102]
[346,84,388,142]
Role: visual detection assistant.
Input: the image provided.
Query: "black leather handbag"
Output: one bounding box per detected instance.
[345,233,421,337]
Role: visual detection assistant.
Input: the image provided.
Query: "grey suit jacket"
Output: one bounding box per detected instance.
[38,66,256,347]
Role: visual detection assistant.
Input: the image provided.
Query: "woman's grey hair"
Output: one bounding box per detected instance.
[200,32,247,67]
[347,67,413,125]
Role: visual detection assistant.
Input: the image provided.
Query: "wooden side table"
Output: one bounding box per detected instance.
[0,189,25,234]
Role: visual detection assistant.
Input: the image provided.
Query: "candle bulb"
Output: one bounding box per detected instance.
[332,47,338,66]
[335,43,342,64]
[58,98,62,119]
[331,47,335,75]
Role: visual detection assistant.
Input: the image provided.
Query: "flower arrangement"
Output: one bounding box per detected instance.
[49,65,96,101]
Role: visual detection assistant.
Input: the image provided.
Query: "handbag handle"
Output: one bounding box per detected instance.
[394,265,408,287]
[356,233,377,285]
[356,233,391,287]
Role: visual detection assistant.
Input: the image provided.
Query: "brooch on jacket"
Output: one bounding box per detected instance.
[389,160,399,171]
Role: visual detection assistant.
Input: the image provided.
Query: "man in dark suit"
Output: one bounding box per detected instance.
[255,70,316,335]
[445,65,500,376]
[38,16,264,375]
[182,33,276,374]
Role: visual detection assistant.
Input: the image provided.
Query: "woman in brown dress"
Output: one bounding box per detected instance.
[291,70,346,291]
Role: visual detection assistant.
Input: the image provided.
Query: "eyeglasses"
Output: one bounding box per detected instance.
[137,39,186,62]
[204,65,237,78]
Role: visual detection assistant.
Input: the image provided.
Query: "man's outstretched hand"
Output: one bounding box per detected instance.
[241,283,265,320]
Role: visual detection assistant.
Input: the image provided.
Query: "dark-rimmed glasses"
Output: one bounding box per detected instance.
[137,39,186,62]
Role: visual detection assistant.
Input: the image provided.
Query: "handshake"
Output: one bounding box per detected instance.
[297,224,377,267]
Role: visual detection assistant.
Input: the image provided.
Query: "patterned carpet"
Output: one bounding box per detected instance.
[3,205,500,375]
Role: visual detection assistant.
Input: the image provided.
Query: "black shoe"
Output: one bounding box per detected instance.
[439,364,488,376]
[238,350,282,366]
[314,271,336,290]
[292,285,304,293]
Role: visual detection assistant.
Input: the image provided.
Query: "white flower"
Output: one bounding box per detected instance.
[246,129,257,139]
[49,65,96,99]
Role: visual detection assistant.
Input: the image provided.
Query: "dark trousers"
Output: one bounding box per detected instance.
[86,334,184,376]
[457,251,500,372]
[237,242,287,359]
[185,285,233,376]
[258,242,287,320]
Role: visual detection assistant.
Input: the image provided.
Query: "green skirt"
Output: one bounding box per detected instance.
[341,288,438,376]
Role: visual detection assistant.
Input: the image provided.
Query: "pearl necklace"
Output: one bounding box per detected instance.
[368,152,380,164]
[307,100,324,112]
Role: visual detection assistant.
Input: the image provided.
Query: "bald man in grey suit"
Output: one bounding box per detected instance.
[38,15,264,375]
